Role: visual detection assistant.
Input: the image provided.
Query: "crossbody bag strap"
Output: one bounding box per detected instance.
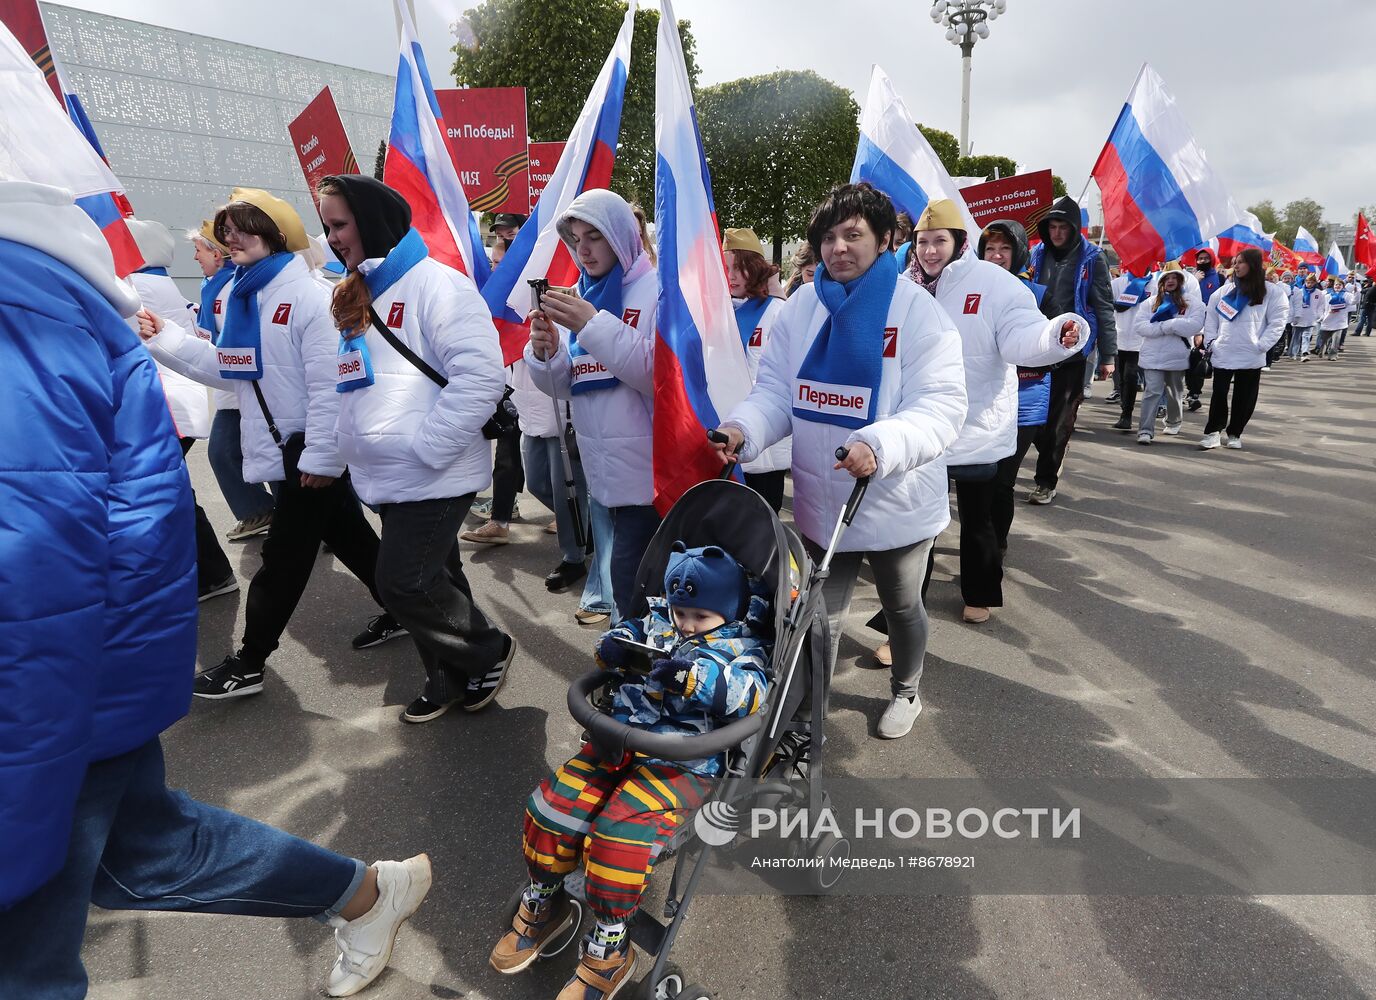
[250,380,285,449]
[369,306,446,387]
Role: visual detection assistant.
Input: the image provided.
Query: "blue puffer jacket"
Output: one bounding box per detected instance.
[0,183,197,908]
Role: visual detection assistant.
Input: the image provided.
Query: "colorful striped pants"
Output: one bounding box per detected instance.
[523,744,711,922]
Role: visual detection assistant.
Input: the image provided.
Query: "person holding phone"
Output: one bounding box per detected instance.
[137,188,390,701]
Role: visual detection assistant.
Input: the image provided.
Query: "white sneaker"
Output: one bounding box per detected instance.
[1198,432,1221,450]
[1162,423,1181,436]
[1137,432,1152,445]
[327,854,433,997]
[1225,435,1243,450]
[878,694,922,739]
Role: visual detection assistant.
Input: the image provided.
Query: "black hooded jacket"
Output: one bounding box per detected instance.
[320,174,412,263]
[1032,195,1117,362]
[977,218,1032,276]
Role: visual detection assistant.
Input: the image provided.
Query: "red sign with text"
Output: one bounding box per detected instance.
[435,87,529,216]
[526,141,566,213]
[287,87,359,205]
[960,169,1055,233]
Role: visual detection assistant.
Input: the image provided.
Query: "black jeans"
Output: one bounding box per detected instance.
[1116,350,1141,421]
[744,470,787,514]
[953,476,1003,607]
[1204,367,1262,438]
[491,428,525,522]
[609,504,661,620]
[1032,356,1086,491]
[1185,357,1208,398]
[180,439,233,588]
[240,435,383,665]
[993,424,1040,550]
[377,496,507,704]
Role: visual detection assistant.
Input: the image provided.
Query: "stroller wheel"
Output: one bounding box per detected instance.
[637,961,686,999]
[813,833,851,892]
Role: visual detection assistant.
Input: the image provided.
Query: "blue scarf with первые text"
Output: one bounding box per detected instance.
[568,260,624,395]
[217,252,294,379]
[1115,274,1151,310]
[198,263,234,340]
[792,251,899,430]
[734,296,772,351]
[337,228,429,393]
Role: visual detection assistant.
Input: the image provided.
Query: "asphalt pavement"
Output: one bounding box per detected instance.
[84,339,1376,1000]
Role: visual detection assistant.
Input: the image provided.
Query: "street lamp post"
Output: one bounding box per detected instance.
[929,0,1007,157]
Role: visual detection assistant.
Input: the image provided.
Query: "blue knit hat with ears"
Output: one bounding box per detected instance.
[663,542,746,622]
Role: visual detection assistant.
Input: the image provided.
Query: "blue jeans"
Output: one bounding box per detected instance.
[0,739,363,1000]
[521,433,589,566]
[608,504,661,620]
[208,408,274,522]
[1355,310,1374,337]
[1288,325,1312,358]
[581,498,615,615]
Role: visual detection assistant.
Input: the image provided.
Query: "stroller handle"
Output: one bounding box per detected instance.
[568,670,764,761]
[833,446,870,526]
[707,427,739,481]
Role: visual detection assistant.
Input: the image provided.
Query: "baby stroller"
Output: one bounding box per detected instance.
[505,447,870,998]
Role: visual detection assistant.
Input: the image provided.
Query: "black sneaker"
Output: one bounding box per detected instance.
[1186,396,1202,412]
[400,694,457,723]
[198,574,239,603]
[464,634,516,712]
[193,653,264,700]
[351,613,409,650]
[544,560,588,593]
[1106,390,1121,403]
[1110,416,1132,431]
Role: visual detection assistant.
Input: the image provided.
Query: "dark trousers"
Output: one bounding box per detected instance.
[744,469,787,514]
[609,504,661,620]
[1185,358,1208,398]
[180,439,233,588]
[1032,356,1086,491]
[1204,367,1262,438]
[953,476,1003,608]
[1116,350,1141,420]
[491,428,525,522]
[240,435,383,665]
[993,424,1040,550]
[378,496,506,704]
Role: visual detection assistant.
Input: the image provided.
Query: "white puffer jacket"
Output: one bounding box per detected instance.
[525,252,657,508]
[1318,288,1352,331]
[725,278,967,552]
[1290,284,1323,327]
[144,255,341,483]
[1202,282,1289,370]
[737,296,792,474]
[195,279,238,413]
[1112,274,1145,352]
[511,360,564,439]
[1134,278,1205,371]
[334,257,504,505]
[128,271,211,439]
[915,251,1085,467]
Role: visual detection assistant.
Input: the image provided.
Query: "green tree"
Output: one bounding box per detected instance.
[451,0,699,206]
[917,124,960,174]
[373,139,387,181]
[1279,198,1327,248]
[955,154,1017,181]
[698,71,858,264]
[1248,199,1280,235]
[1051,174,1067,198]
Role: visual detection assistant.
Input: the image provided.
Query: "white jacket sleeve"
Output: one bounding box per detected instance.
[1258,286,1289,351]
[1202,289,1222,347]
[411,280,506,470]
[524,332,574,400]
[725,293,805,463]
[993,284,1086,367]
[850,295,967,479]
[143,319,233,389]
[1140,293,1204,339]
[575,307,656,396]
[296,295,346,478]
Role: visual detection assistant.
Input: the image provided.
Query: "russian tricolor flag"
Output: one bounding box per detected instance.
[1091,63,1243,278]
[481,3,635,365]
[0,20,143,275]
[1292,226,1323,265]
[1216,210,1273,259]
[851,65,977,232]
[1322,242,1347,280]
[652,0,752,514]
[384,0,490,287]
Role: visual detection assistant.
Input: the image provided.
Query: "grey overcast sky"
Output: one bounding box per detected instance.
[52,0,1376,225]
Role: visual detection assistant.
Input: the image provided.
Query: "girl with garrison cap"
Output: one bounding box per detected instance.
[137,188,390,702]
[317,174,516,724]
[713,182,968,741]
[723,226,790,512]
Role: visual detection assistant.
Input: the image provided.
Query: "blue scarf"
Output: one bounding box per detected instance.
[1328,289,1347,309]
[734,296,772,351]
[218,252,294,380]
[337,228,429,393]
[1215,285,1250,322]
[198,263,234,341]
[1150,298,1179,323]
[137,266,170,277]
[569,261,624,395]
[792,252,898,430]
[1302,285,1315,306]
[1115,274,1150,309]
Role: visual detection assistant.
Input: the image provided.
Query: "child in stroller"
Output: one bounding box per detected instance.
[490,540,772,999]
